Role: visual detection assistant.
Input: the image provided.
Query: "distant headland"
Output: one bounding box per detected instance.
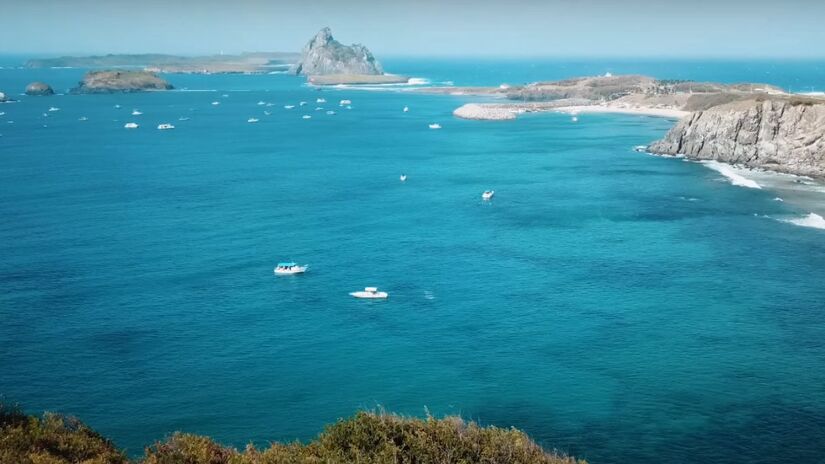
[25,52,299,74]
[435,74,825,178]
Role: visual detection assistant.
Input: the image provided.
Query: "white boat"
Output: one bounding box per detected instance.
[257,101,266,106]
[299,101,307,106]
[274,262,308,275]
[326,110,336,115]
[429,123,442,130]
[48,107,60,112]
[315,107,324,111]
[571,116,578,122]
[248,117,259,123]
[339,99,352,106]
[124,122,139,129]
[114,104,121,109]
[403,106,409,113]
[284,105,295,109]
[400,174,407,182]
[482,190,495,200]
[0,112,4,116]
[179,117,190,121]
[302,115,312,119]
[132,110,143,116]
[211,101,220,106]
[350,287,388,299]
[78,116,88,121]
[316,98,326,103]
[157,123,175,130]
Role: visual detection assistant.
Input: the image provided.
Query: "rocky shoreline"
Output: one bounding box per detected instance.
[436,74,825,178]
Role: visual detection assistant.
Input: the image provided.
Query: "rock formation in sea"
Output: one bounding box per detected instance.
[25,82,54,96]
[290,27,384,76]
[70,70,173,94]
[648,97,825,178]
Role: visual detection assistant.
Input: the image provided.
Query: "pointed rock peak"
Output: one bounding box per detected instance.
[313,27,334,46]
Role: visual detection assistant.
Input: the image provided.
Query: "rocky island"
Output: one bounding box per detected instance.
[291,27,408,85]
[25,82,54,96]
[70,70,173,94]
[25,52,299,74]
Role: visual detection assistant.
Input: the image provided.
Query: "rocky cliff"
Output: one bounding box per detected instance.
[648,97,825,178]
[290,27,383,76]
[70,70,173,94]
[25,82,54,96]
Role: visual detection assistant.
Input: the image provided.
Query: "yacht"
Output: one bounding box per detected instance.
[403,106,409,113]
[157,123,175,130]
[248,117,259,123]
[316,98,326,103]
[400,174,407,182]
[284,105,295,109]
[132,110,143,116]
[326,110,336,115]
[339,99,352,106]
[482,190,495,200]
[78,116,88,121]
[124,122,139,129]
[429,123,442,130]
[302,115,312,120]
[211,101,220,106]
[48,107,60,112]
[274,262,308,275]
[350,287,388,299]
[257,101,266,106]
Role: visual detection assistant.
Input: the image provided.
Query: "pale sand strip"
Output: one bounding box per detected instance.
[554,105,689,119]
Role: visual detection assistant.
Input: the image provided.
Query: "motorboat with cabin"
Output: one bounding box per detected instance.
[350,287,388,299]
[274,262,308,275]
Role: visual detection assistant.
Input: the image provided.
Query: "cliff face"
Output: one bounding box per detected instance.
[290,27,383,76]
[71,71,173,94]
[648,98,825,178]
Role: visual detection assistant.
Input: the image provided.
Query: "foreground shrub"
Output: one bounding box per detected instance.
[3,405,584,464]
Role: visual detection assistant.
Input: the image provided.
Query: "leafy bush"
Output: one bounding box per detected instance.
[2,405,584,464]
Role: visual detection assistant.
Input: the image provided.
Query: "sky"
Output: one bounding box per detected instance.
[2,0,824,58]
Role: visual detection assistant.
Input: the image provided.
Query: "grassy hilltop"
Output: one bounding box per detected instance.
[0,405,584,464]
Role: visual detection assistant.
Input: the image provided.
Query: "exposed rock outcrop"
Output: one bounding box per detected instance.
[25,82,54,96]
[290,27,383,76]
[648,97,825,178]
[70,71,173,94]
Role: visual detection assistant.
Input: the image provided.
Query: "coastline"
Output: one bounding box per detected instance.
[553,104,689,119]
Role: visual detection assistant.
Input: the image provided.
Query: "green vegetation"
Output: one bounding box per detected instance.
[1,405,584,464]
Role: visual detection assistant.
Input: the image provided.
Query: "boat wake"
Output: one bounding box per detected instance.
[701,161,762,189]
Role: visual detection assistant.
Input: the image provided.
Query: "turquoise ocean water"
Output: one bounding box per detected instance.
[2,58,825,463]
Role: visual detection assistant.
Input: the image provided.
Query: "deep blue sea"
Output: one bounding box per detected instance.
[2,57,825,464]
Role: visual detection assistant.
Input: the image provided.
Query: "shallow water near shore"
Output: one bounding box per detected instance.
[2,58,825,464]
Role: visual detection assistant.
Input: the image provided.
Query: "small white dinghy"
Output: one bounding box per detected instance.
[429,123,442,130]
[284,105,295,109]
[350,287,388,299]
[316,98,326,103]
[274,262,308,275]
[157,123,175,130]
[339,99,352,106]
[257,101,266,106]
[132,109,143,116]
[211,101,220,106]
[571,116,578,122]
[482,190,495,200]
[124,122,139,129]
[248,117,259,123]
[299,101,307,106]
[302,115,312,120]
[403,106,409,113]
[48,107,60,112]
[400,174,407,182]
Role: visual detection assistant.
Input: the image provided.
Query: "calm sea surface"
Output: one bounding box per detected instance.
[2,58,825,463]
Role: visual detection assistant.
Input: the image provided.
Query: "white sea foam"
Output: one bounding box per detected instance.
[407,77,431,85]
[780,213,825,230]
[701,161,762,189]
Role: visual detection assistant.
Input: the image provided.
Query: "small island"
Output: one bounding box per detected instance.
[70,70,173,94]
[25,82,54,96]
[291,27,408,85]
[25,52,299,74]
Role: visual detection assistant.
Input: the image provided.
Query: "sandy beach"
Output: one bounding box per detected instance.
[553,105,689,119]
